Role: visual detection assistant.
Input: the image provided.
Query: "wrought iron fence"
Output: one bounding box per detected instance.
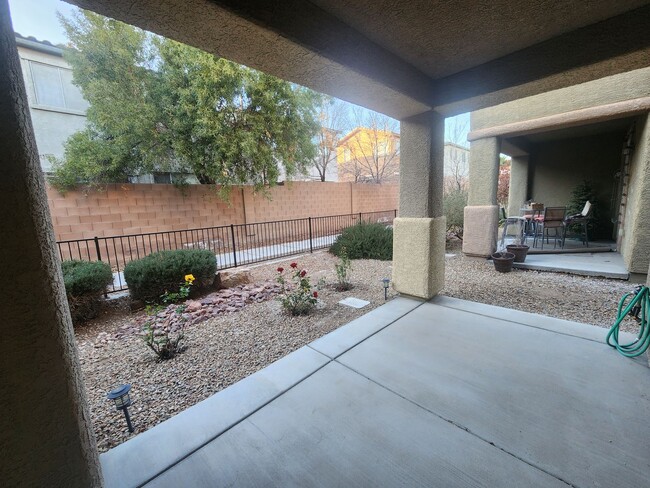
[56,209,397,293]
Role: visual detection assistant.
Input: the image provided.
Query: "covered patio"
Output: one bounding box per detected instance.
[99,296,650,487]
[3,1,650,486]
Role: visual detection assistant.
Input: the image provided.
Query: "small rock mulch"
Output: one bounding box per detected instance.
[76,252,394,452]
[76,247,640,452]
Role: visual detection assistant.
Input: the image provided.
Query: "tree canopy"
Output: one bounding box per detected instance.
[51,10,321,196]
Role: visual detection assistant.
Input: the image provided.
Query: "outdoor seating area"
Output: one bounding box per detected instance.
[501,201,593,251]
[98,296,650,488]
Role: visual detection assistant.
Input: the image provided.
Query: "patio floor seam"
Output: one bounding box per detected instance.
[309,299,427,360]
[138,350,333,488]
[333,358,579,488]
[433,299,610,345]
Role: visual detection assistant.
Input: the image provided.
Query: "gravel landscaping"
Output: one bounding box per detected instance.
[75,248,640,452]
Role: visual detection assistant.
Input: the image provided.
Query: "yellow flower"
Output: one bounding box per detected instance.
[184,274,195,283]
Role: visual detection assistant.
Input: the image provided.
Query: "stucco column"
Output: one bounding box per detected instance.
[392,111,445,299]
[507,155,530,217]
[0,3,103,486]
[463,137,501,256]
[620,114,650,274]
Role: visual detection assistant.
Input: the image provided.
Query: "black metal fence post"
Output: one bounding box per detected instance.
[230,224,238,267]
[94,236,108,297]
[394,209,397,218]
[308,217,313,253]
[358,212,362,223]
[94,236,102,262]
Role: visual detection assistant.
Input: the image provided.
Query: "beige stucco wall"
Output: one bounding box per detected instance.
[17,46,89,172]
[529,131,624,239]
[620,114,650,273]
[471,67,650,131]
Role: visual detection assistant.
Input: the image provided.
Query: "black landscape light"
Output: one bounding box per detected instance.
[382,278,390,300]
[107,384,134,433]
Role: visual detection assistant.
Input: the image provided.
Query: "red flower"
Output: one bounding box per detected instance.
[300,270,306,277]
[313,291,318,298]
[290,262,298,268]
[277,267,284,273]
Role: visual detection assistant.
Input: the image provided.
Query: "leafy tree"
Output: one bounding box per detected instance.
[51,10,321,196]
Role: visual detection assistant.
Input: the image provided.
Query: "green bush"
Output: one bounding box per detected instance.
[61,260,113,324]
[124,249,217,302]
[444,188,468,239]
[330,222,393,261]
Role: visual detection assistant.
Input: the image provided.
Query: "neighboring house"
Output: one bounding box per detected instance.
[16,33,88,174]
[15,33,197,184]
[337,126,469,187]
[464,67,650,274]
[336,127,401,183]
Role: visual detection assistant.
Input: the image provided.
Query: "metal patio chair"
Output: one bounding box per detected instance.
[533,206,566,249]
[563,201,592,247]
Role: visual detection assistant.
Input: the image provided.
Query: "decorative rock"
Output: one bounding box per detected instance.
[215,269,252,289]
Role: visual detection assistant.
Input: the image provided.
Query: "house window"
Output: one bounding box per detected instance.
[153,173,173,184]
[29,61,88,112]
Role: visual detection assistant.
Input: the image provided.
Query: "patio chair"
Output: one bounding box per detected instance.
[562,201,592,247]
[533,206,566,249]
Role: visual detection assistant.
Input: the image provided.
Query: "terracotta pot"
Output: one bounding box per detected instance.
[491,252,515,273]
[506,244,529,263]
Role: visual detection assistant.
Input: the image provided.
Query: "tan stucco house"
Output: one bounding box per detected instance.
[463,67,650,275]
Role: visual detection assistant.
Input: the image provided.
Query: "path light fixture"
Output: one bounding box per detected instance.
[107,384,134,433]
[382,278,390,300]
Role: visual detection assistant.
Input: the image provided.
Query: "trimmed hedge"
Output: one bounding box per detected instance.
[123,249,217,302]
[329,222,393,261]
[61,260,113,324]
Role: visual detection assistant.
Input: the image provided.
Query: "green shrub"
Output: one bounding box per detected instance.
[444,188,468,240]
[276,262,318,316]
[61,260,113,324]
[123,249,217,302]
[330,222,393,261]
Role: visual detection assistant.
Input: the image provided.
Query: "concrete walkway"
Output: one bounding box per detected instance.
[100,297,649,487]
[513,251,629,279]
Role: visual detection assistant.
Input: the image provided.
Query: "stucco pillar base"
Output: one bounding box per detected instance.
[462,205,499,257]
[392,217,446,299]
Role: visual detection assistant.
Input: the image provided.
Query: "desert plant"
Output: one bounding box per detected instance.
[443,188,467,240]
[142,305,186,360]
[124,249,216,302]
[61,260,113,324]
[330,222,392,260]
[334,247,353,291]
[276,262,318,315]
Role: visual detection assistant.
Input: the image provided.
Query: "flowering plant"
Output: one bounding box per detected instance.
[161,274,195,304]
[276,263,318,315]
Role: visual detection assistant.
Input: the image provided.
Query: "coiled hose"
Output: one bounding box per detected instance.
[606,285,650,357]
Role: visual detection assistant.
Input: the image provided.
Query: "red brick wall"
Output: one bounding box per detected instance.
[47,182,398,241]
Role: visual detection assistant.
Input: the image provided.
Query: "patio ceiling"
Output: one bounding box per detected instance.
[65,0,650,119]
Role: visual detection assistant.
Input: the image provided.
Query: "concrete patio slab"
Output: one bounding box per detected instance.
[100,297,650,488]
[147,361,566,488]
[100,346,329,488]
[309,296,423,359]
[512,251,629,279]
[338,301,650,488]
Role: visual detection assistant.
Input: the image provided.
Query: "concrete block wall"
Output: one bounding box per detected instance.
[46,182,399,242]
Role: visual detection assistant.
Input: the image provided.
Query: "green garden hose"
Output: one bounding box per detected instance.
[606,285,650,357]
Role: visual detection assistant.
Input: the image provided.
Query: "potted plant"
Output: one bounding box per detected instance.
[506,234,529,263]
[491,250,515,273]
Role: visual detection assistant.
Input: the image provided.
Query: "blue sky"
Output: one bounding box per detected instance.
[8,0,469,144]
